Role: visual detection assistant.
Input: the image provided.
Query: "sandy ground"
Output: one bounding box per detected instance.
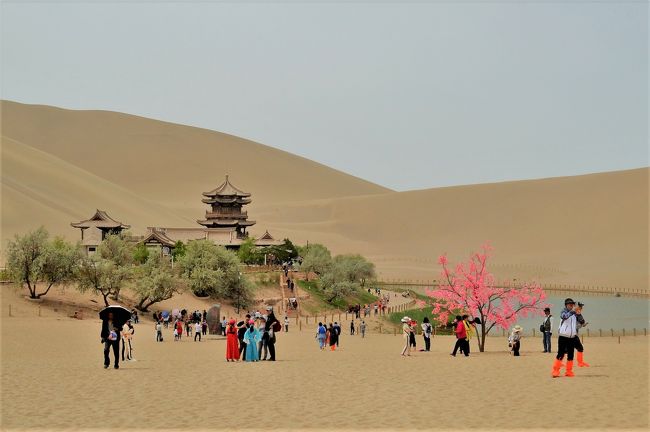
[1,291,648,431]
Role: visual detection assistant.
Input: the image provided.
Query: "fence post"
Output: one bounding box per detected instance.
[611,329,614,337]
[622,329,625,337]
[38,306,41,317]
[299,321,302,332]
[394,327,396,336]
[586,328,590,337]
[618,336,621,344]
[599,329,602,337]
[8,304,11,317]
[633,328,636,336]
[645,328,647,336]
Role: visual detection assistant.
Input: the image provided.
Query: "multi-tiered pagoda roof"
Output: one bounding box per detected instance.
[197,176,256,232]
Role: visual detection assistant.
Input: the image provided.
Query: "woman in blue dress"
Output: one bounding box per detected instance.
[243,320,260,362]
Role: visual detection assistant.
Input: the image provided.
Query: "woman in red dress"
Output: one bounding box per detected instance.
[226,319,239,362]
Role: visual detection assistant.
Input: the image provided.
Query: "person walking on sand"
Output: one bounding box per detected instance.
[400,317,412,356]
[451,316,468,357]
[574,302,590,367]
[360,320,366,338]
[316,322,327,349]
[226,319,239,362]
[194,321,202,341]
[462,315,473,355]
[350,319,355,336]
[421,317,432,352]
[551,298,583,378]
[284,316,290,333]
[202,319,208,336]
[244,320,260,362]
[155,320,163,342]
[328,323,338,351]
[408,319,417,349]
[100,312,121,369]
[264,307,280,361]
[541,307,553,353]
[509,325,523,356]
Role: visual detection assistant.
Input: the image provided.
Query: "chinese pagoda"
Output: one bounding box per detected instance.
[71,209,130,254]
[197,175,256,239]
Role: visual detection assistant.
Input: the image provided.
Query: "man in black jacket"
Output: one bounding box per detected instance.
[264,307,280,361]
[101,312,121,369]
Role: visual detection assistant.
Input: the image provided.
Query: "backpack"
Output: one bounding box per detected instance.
[425,324,432,334]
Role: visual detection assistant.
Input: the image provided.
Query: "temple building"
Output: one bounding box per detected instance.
[72,177,281,256]
[71,210,130,255]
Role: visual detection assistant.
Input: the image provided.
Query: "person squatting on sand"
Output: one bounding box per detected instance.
[508,325,523,356]
[541,307,553,353]
[551,298,584,377]
[421,317,432,351]
[400,317,413,356]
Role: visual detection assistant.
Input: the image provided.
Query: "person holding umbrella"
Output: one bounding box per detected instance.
[99,305,131,369]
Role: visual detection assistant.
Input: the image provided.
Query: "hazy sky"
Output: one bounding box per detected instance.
[1,0,647,191]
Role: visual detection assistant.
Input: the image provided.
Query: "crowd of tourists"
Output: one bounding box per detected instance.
[225,306,282,362]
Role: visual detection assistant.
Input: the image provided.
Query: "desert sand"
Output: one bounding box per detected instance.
[1,286,648,431]
[1,101,648,292]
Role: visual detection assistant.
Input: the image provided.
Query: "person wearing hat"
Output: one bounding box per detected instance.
[541,307,553,353]
[263,306,280,361]
[400,317,413,356]
[551,298,583,377]
[509,325,523,356]
[243,319,261,362]
[225,319,239,362]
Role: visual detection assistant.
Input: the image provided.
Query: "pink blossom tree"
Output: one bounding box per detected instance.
[423,245,547,352]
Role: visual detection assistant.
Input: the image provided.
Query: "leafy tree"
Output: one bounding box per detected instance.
[76,254,131,307]
[133,243,150,264]
[330,254,375,286]
[265,238,299,264]
[300,243,332,281]
[238,237,263,265]
[172,240,186,260]
[6,227,80,299]
[423,245,547,352]
[177,240,247,300]
[75,234,133,306]
[134,253,179,311]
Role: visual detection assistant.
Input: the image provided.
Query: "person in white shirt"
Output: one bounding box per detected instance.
[284,316,290,332]
[194,321,202,341]
[421,317,433,351]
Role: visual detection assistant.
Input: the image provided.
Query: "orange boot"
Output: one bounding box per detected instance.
[577,352,590,367]
[551,359,563,378]
[565,360,575,377]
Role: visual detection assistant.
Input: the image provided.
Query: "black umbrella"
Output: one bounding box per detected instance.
[99,305,132,325]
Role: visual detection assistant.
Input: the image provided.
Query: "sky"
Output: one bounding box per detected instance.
[1,0,647,191]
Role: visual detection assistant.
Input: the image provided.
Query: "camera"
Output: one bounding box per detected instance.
[577,302,585,308]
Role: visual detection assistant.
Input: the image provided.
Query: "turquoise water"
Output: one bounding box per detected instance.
[513,294,649,334]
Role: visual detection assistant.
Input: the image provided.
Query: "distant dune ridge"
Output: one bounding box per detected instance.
[1,100,648,291]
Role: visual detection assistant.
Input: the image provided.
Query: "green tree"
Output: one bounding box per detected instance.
[76,254,131,306]
[330,254,376,286]
[238,237,262,265]
[300,243,332,281]
[133,253,179,311]
[133,243,150,264]
[96,234,133,301]
[6,227,80,299]
[177,240,247,300]
[172,241,186,260]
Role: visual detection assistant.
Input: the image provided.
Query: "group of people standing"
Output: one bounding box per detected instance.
[551,298,590,377]
[225,307,281,362]
[399,316,433,356]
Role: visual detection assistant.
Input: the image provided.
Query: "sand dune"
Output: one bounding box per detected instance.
[1,101,647,291]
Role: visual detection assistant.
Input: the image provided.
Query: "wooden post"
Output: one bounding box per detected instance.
[633,328,636,336]
[622,329,625,337]
[8,304,11,317]
[38,306,41,317]
[599,329,602,337]
[299,321,302,331]
[610,329,614,337]
[394,327,396,336]
[618,335,621,344]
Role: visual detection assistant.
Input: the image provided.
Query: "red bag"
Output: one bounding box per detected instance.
[272,321,282,332]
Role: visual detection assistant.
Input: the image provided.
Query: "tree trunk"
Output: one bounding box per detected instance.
[102,292,110,307]
[480,326,487,352]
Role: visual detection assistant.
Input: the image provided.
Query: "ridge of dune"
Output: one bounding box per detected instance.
[1,136,193,244]
[0,100,392,216]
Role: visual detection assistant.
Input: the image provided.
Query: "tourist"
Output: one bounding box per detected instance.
[186,319,192,338]
[462,315,473,355]
[316,322,327,349]
[284,316,290,332]
[400,317,412,356]
[574,302,590,367]
[421,317,432,351]
[408,319,417,349]
[451,316,468,357]
[264,307,280,361]
[175,319,183,341]
[328,323,338,351]
[360,320,366,338]
[194,321,202,341]
[333,322,341,347]
[121,321,134,361]
[243,320,260,362]
[226,319,239,362]
[257,317,268,360]
[350,319,355,336]
[374,304,378,315]
[100,312,120,369]
[155,321,163,342]
[541,307,553,353]
[202,319,208,336]
[221,317,228,337]
[551,298,583,378]
[238,315,251,360]
[509,325,523,356]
